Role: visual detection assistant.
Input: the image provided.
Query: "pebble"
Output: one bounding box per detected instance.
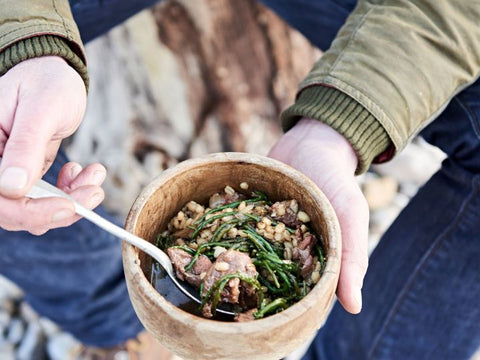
[0,342,15,360]
[20,302,39,323]
[0,311,11,330]
[0,290,73,359]
[372,138,445,184]
[38,317,60,338]
[363,175,398,211]
[6,318,25,346]
[399,181,422,199]
[16,322,45,360]
[0,276,23,302]
[47,332,81,360]
[0,299,15,315]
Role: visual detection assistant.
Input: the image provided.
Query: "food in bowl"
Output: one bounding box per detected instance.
[154,183,326,321]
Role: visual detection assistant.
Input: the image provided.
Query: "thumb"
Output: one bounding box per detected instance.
[333,184,369,314]
[0,108,51,198]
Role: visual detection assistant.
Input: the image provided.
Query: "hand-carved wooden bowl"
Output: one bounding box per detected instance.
[123,152,341,360]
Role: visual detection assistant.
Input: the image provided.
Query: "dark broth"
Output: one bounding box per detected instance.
[150,263,233,321]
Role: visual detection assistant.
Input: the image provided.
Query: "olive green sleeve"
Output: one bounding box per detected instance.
[282,86,391,174]
[0,35,89,90]
[0,0,88,89]
[282,0,480,174]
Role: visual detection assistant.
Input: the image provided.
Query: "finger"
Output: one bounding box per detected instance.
[0,57,86,203]
[0,101,52,198]
[333,184,370,314]
[51,185,105,228]
[70,184,105,210]
[0,196,75,232]
[70,163,106,189]
[57,163,107,192]
[57,162,84,189]
[22,185,105,235]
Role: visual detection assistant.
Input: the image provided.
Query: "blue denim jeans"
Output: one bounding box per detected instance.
[0,0,478,356]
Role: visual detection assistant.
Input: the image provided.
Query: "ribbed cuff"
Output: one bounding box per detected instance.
[281,86,392,174]
[0,35,89,91]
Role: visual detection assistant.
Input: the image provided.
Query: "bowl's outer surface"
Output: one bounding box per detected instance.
[123,152,341,360]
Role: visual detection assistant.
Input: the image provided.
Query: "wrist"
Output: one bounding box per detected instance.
[0,35,89,91]
[281,86,392,174]
[289,118,358,175]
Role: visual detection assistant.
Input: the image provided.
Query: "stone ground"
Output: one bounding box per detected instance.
[1,3,478,359]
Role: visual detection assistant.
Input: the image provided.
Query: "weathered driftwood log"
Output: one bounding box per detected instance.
[67,0,319,215]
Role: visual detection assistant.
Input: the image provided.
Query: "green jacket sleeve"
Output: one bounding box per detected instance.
[0,0,88,89]
[282,0,480,173]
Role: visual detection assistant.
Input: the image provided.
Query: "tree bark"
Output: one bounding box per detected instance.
[67,0,319,215]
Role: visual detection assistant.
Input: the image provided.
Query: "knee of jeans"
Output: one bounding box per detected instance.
[420,95,480,174]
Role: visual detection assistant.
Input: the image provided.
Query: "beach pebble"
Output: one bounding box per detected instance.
[0,342,15,360]
[16,322,45,360]
[20,302,39,323]
[0,311,11,331]
[38,317,60,338]
[363,174,398,211]
[6,318,25,346]
[0,277,23,302]
[46,333,81,360]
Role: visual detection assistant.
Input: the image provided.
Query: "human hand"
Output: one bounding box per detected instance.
[0,56,106,235]
[269,118,369,314]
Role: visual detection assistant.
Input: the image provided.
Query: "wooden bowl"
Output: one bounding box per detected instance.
[123,152,341,360]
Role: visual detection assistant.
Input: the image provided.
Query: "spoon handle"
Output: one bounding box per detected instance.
[27,178,174,276]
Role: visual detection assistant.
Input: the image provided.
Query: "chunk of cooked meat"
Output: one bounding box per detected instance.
[224,192,245,205]
[167,248,212,288]
[270,201,301,228]
[202,250,258,317]
[292,230,317,279]
[234,308,257,322]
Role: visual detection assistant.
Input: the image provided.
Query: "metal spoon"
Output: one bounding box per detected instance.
[20,176,234,316]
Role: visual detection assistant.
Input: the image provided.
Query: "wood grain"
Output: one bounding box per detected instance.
[123,153,341,360]
[68,0,319,216]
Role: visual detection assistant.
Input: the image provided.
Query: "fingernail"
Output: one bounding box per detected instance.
[89,192,103,208]
[52,209,74,223]
[70,164,82,179]
[353,287,363,310]
[93,170,106,184]
[0,167,28,190]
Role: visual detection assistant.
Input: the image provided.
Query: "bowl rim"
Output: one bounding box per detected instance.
[123,152,341,332]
